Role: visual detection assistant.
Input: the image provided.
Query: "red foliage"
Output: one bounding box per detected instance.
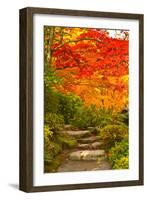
[46,28,129,111]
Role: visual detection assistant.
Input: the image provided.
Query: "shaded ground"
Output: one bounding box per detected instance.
[58,157,111,172]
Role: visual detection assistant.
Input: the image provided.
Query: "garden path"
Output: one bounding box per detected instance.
[57,125,111,172]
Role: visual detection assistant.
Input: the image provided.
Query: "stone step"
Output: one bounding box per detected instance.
[77,142,103,150]
[64,130,91,138]
[88,126,100,134]
[69,150,105,161]
[92,162,112,170]
[77,136,98,143]
[63,124,74,130]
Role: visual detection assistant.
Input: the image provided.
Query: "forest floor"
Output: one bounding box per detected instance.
[57,125,111,172]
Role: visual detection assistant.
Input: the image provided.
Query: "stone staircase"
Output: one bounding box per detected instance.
[66,129,105,161]
[57,125,111,172]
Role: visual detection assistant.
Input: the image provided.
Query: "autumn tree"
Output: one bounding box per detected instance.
[44,27,129,112]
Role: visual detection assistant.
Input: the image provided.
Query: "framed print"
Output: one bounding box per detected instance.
[19,7,144,192]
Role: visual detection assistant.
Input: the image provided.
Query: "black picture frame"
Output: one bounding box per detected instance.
[19,7,144,192]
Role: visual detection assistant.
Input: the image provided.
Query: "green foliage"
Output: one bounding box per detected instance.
[71,106,114,129]
[44,89,60,114]
[44,125,62,163]
[115,111,129,126]
[71,105,95,129]
[58,93,83,124]
[45,86,83,123]
[113,156,129,169]
[44,121,77,172]
[44,63,63,114]
[57,134,77,149]
[99,124,128,148]
[44,66,61,89]
[108,139,129,169]
[44,113,65,170]
[93,108,114,128]
[44,113,64,131]
[44,141,61,164]
[44,125,54,140]
[44,156,62,172]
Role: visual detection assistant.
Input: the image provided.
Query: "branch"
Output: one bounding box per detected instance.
[52,38,103,51]
[56,66,76,70]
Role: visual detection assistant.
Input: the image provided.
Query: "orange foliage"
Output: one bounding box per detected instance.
[45,27,129,111]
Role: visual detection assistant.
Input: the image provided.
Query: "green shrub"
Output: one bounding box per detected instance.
[44,89,60,114]
[44,123,77,172]
[93,108,114,128]
[44,125,54,140]
[57,134,77,149]
[71,105,115,129]
[44,113,64,131]
[44,125,62,164]
[108,139,129,169]
[44,88,83,124]
[58,93,83,124]
[113,156,129,169]
[44,124,64,172]
[115,111,129,126]
[44,140,62,164]
[44,155,63,173]
[70,106,92,129]
[44,64,62,114]
[99,124,128,148]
